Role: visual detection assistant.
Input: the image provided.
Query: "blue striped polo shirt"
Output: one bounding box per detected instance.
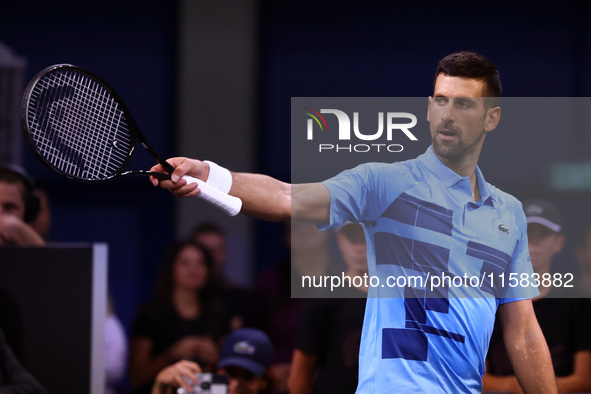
[320,146,537,393]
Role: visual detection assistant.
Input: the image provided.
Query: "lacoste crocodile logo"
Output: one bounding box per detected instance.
[498,224,510,234]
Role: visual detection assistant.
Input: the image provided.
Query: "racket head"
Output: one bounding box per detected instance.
[21,64,138,182]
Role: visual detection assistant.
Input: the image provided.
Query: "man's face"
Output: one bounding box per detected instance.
[0,181,26,220]
[219,366,267,394]
[527,224,564,273]
[337,225,368,275]
[427,74,500,165]
[194,231,226,272]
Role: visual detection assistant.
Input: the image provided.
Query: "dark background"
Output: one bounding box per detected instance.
[1,0,591,344]
[0,246,102,393]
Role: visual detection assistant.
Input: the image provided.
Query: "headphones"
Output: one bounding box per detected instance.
[0,163,41,223]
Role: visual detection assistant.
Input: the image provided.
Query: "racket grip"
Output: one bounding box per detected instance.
[183,175,242,216]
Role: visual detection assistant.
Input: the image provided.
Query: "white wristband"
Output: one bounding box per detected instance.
[203,160,233,194]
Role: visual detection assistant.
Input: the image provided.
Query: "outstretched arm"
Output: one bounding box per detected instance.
[498,300,557,393]
[150,158,330,223]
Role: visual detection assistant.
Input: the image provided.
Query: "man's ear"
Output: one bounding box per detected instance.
[484,106,501,132]
[427,96,432,123]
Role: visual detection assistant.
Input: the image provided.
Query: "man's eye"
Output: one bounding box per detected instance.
[1,204,18,213]
[435,97,447,105]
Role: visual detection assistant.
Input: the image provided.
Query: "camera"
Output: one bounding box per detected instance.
[177,372,229,394]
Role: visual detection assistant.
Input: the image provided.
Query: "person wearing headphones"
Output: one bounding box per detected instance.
[0,163,49,391]
[0,164,44,246]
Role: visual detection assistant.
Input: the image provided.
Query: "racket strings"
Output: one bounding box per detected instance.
[45,71,130,177]
[27,69,133,180]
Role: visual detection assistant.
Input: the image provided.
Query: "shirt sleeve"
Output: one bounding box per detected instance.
[319,162,414,230]
[498,203,539,304]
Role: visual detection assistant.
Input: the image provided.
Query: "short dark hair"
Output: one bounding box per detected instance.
[191,221,225,237]
[0,166,29,203]
[435,51,502,104]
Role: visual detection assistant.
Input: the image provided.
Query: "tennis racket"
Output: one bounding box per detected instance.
[21,64,242,216]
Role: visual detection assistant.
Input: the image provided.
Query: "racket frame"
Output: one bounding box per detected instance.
[21,63,174,183]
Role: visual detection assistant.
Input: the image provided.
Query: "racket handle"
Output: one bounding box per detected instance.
[183,175,242,216]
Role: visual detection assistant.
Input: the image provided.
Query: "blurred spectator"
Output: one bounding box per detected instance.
[483,199,591,393]
[190,222,228,285]
[28,189,51,242]
[191,221,249,331]
[129,241,228,393]
[0,288,24,365]
[575,223,591,296]
[0,164,44,246]
[0,328,48,393]
[105,295,128,394]
[0,167,44,359]
[248,220,332,393]
[152,328,276,394]
[289,222,367,394]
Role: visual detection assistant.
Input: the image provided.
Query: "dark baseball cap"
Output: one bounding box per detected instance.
[523,199,563,233]
[336,221,365,243]
[217,328,274,376]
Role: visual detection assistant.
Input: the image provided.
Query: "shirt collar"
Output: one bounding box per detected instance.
[417,146,497,206]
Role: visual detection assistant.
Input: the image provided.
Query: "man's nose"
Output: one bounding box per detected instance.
[441,102,454,122]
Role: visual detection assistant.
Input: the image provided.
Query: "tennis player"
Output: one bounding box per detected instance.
[152,51,557,393]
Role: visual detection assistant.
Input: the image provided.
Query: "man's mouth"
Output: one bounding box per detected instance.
[438,129,457,139]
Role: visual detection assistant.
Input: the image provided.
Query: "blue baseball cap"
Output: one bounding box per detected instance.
[217,328,274,376]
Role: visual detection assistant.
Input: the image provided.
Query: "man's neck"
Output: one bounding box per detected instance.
[433,147,480,201]
[436,150,479,177]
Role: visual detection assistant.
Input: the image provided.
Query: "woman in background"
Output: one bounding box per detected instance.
[129,240,227,393]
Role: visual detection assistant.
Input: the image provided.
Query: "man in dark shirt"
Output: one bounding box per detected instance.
[484,199,591,392]
[289,222,367,393]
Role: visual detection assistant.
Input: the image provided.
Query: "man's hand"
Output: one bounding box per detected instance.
[150,157,210,198]
[152,360,201,394]
[0,214,45,246]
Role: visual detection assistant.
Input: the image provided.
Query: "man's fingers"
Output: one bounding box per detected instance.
[149,157,206,198]
[175,183,200,198]
[177,375,194,392]
[170,159,198,183]
[175,362,200,390]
